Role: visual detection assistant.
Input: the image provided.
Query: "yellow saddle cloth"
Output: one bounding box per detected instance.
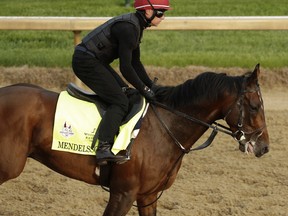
[52,91,147,155]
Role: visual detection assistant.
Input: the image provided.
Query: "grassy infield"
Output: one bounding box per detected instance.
[0,0,287,68]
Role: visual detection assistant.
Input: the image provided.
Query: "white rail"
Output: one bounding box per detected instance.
[0,16,287,45]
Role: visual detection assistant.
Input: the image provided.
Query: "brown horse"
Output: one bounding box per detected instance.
[0,64,269,215]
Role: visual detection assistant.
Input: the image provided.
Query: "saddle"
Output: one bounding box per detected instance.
[65,83,146,151]
[66,83,143,124]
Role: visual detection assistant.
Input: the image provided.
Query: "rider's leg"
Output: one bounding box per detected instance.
[72,53,129,164]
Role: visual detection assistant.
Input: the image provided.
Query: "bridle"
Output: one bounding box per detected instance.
[151,75,267,154]
[223,76,266,151]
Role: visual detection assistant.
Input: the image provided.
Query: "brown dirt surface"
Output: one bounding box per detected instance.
[0,65,288,216]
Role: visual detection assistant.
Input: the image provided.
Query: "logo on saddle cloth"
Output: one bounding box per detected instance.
[52,90,148,156]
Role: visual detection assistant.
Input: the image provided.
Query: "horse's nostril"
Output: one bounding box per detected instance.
[263,145,269,154]
[256,145,269,157]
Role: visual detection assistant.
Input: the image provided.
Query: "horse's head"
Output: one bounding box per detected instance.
[224,64,269,157]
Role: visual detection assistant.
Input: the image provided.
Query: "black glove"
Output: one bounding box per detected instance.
[122,87,138,96]
[141,86,155,102]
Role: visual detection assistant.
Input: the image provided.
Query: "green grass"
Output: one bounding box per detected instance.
[0,0,287,68]
[1,0,287,16]
[0,31,74,67]
[142,30,288,68]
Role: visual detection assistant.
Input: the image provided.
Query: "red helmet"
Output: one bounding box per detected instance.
[134,0,171,10]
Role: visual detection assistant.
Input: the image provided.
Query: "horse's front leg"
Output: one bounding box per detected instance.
[136,193,158,216]
[103,191,137,216]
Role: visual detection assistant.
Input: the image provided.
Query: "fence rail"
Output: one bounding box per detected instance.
[0,16,288,45]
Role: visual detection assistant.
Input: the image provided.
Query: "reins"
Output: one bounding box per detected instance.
[151,101,234,153]
[150,75,266,152]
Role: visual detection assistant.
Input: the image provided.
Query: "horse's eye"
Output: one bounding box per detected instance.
[249,104,259,112]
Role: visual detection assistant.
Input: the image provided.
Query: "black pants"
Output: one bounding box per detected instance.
[72,50,129,143]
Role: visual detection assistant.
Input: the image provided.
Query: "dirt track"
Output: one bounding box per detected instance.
[0,66,287,216]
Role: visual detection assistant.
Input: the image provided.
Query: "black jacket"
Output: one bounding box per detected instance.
[78,12,153,90]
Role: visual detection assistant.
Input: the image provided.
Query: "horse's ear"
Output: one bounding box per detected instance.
[249,63,260,82]
[254,63,260,73]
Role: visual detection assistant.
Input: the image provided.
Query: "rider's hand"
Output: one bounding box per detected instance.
[141,86,155,102]
[151,83,161,93]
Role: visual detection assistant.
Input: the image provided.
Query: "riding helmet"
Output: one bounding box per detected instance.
[134,0,171,10]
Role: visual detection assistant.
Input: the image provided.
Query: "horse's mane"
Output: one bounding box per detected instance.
[155,72,244,108]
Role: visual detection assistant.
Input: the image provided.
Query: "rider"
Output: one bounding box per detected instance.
[72,0,171,165]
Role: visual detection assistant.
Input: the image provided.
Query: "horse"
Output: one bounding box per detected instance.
[0,64,269,215]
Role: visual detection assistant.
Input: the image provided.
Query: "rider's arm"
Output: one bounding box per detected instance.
[111,22,152,90]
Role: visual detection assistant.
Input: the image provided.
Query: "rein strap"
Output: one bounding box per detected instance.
[153,101,234,135]
[151,103,221,153]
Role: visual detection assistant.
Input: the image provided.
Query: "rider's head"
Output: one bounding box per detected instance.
[134,0,171,26]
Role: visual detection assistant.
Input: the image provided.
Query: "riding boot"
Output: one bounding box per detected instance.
[96,141,128,165]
